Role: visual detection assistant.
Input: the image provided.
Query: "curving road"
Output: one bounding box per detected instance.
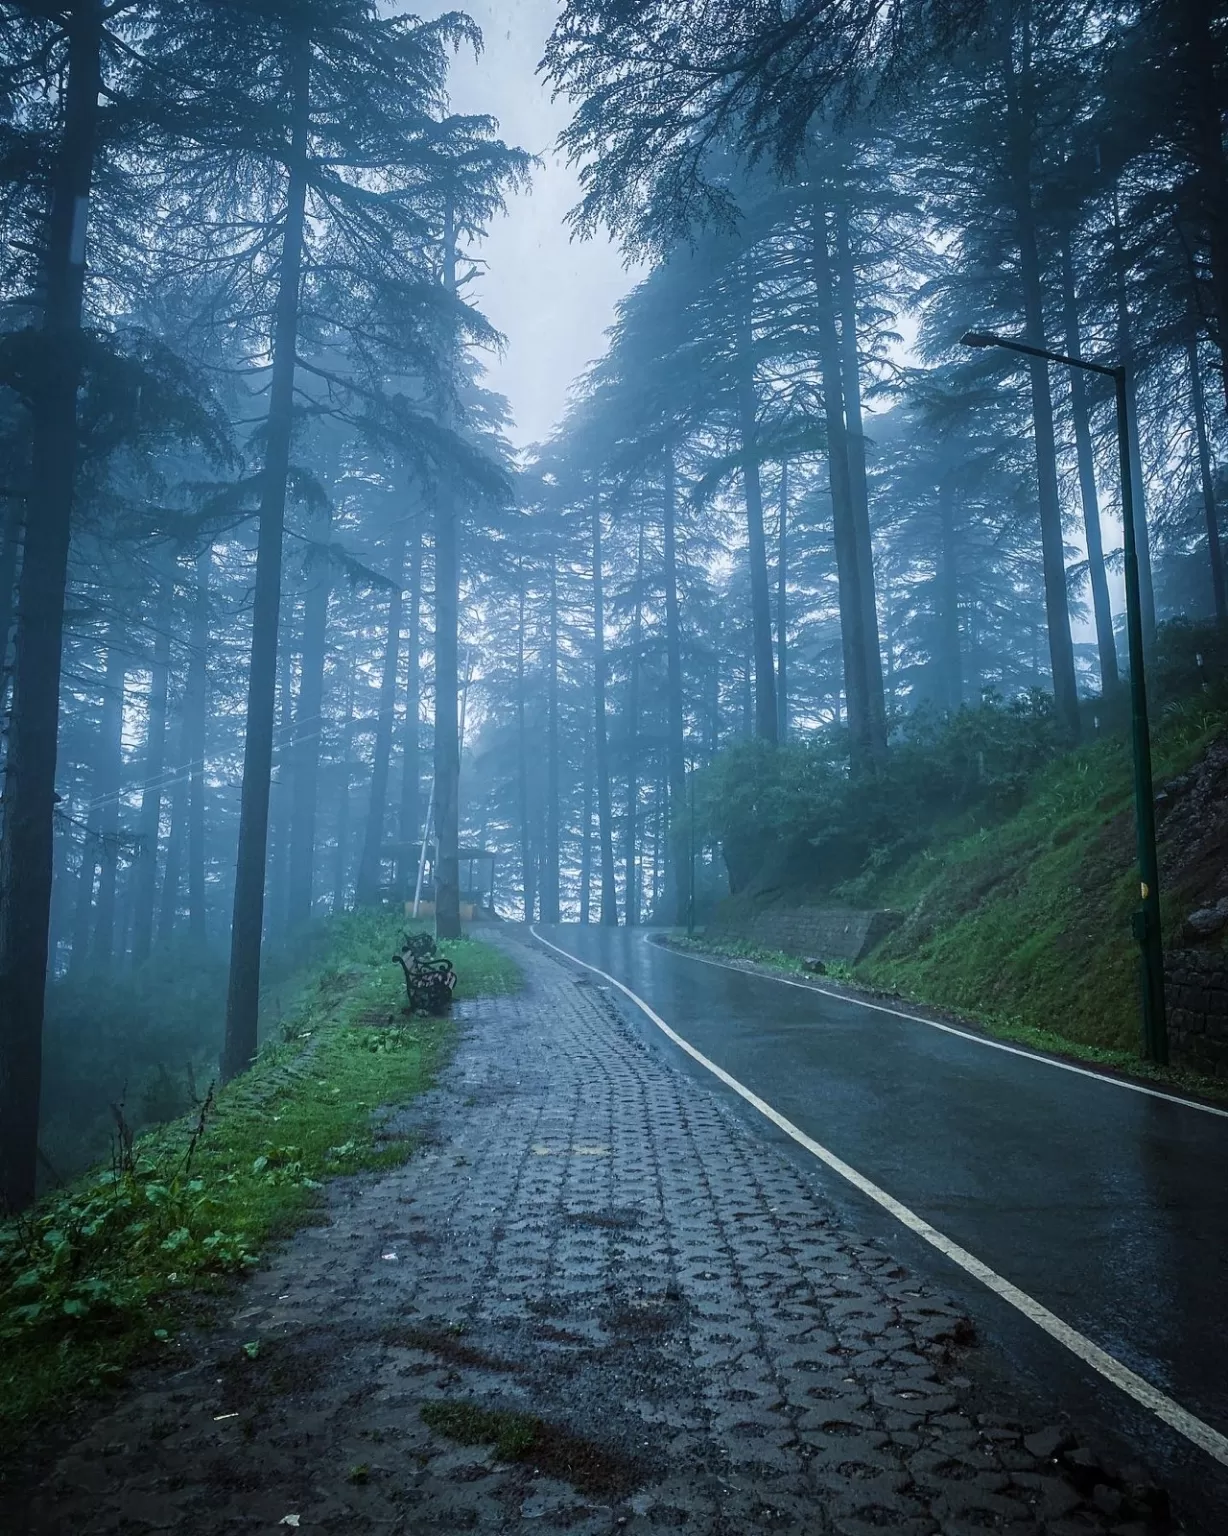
[531,923,1228,1530]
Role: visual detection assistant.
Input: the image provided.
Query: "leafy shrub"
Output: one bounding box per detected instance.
[697,691,1061,896]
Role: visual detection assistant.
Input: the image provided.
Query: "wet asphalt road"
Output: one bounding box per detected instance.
[531,924,1228,1528]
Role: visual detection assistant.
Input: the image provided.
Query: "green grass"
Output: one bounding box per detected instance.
[687,691,1228,1096]
[842,694,1227,1076]
[852,700,1220,1042]
[663,933,853,982]
[419,1398,641,1496]
[672,928,1228,1102]
[0,912,521,1465]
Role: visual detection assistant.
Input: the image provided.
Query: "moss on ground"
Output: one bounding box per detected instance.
[0,912,520,1463]
[420,1399,642,1496]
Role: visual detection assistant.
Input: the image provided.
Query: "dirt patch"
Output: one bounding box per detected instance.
[215,1333,326,1410]
[420,1399,644,1497]
[386,1325,518,1374]
[532,1323,587,1345]
[1157,735,1228,925]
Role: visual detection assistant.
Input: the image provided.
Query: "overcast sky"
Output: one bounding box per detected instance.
[439,0,638,450]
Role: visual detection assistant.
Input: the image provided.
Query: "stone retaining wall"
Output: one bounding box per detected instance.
[1166,948,1228,1077]
[707,906,903,966]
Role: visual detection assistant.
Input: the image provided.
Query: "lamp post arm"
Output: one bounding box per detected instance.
[962,331,1118,378]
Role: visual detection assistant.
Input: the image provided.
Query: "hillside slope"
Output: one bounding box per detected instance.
[852,697,1228,1055]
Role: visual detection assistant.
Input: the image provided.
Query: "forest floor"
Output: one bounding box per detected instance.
[4,929,1174,1535]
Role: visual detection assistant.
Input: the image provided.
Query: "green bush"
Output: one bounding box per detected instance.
[697,691,1061,896]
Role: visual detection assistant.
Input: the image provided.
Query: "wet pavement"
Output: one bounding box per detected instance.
[5,930,1178,1534]
[531,924,1228,1531]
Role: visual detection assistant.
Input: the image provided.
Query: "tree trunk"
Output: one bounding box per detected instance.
[91,626,126,970]
[776,461,789,741]
[937,476,964,712]
[0,498,23,726]
[356,533,406,906]
[69,827,97,976]
[833,200,888,743]
[222,34,311,1083]
[1110,189,1157,654]
[1005,19,1080,741]
[1059,235,1119,693]
[0,0,102,1212]
[592,501,618,925]
[736,306,778,743]
[540,529,562,923]
[396,515,423,896]
[185,549,209,943]
[811,198,880,768]
[624,518,645,925]
[1189,338,1226,622]
[333,651,355,912]
[434,200,463,942]
[130,581,172,966]
[158,740,185,945]
[286,506,332,929]
[1182,0,1228,414]
[662,453,688,926]
[579,722,593,926]
[515,569,535,922]
[264,610,295,940]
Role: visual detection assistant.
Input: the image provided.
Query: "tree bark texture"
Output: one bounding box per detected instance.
[592,501,618,925]
[540,530,562,923]
[356,532,406,906]
[735,304,778,744]
[185,549,210,942]
[1059,235,1119,694]
[286,505,332,928]
[1004,18,1080,742]
[662,454,688,926]
[1189,338,1226,622]
[0,0,103,1211]
[90,626,126,969]
[396,515,423,896]
[222,34,311,1082]
[130,583,172,966]
[515,570,535,922]
[434,199,463,942]
[624,518,645,925]
[833,201,887,743]
[811,199,881,768]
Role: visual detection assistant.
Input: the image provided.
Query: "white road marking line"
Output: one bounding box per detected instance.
[530,925,1228,1468]
[647,934,1228,1121]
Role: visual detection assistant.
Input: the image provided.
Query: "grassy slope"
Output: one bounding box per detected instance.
[851,695,1226,1061]
[0,912,520,1462]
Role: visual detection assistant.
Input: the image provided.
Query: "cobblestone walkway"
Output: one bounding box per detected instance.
[17,933,1167,1534]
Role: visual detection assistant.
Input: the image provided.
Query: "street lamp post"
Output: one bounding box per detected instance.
[961,331,1167,1064]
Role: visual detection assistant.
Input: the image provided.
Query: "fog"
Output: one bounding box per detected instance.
[0,0,1225,1208]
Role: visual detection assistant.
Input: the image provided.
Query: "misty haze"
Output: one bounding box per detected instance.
[1,2,1227,1532]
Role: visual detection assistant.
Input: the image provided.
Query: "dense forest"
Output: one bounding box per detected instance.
[0,0,1226,1212]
